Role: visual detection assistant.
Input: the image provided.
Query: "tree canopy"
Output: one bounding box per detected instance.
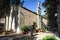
[0,0,10,18]
[42,0,59,31]
[0,0,24,18]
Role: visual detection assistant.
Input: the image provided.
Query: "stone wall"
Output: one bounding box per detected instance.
[42,18,47,26]
[41,17,47,29]
[20,7,37,26]
[20,7,48,28]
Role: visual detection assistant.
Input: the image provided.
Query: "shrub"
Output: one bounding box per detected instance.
[41,27,46,32]
[42,35,57,40]
[20,26,29,31]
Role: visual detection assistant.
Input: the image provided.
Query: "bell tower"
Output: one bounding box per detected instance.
[37,0,41,29]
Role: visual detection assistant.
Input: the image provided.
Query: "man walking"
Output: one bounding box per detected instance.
[30,22,35,36]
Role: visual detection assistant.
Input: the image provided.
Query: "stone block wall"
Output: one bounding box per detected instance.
[20,7,37,26]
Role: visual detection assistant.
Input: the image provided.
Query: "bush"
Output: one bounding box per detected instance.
[41,27,46,32]
[42,35,57,40]
[20,26,29,31]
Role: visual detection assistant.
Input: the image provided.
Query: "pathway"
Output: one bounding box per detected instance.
[0,32,60,40]
[34,32,60,40]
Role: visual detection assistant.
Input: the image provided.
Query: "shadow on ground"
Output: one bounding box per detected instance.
[54,31,60,38]
[13,35,37,40]
[0,34,37,40]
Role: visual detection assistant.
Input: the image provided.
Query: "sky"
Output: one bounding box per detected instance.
[23,0,45,15]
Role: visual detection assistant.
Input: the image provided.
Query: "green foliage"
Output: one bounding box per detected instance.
[0,0,23,18]
[42,14,48,19]
[20,26,29,31]
[41,27,46,32]
[42,35,57,40]
[42,0,58,30]
[0,0,10,18]
[12,0,21,5]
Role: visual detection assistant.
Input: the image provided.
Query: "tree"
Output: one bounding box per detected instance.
[42,0,59,31]
[0,0,24,32]
[42,14,48,19]
[0,0,10,18]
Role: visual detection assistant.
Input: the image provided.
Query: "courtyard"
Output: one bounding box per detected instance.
[0,0,60,40]
[0,31,60,40]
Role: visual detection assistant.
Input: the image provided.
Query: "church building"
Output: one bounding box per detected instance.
[3,0,47,34]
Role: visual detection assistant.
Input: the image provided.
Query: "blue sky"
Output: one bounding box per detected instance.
[23,0,45,15]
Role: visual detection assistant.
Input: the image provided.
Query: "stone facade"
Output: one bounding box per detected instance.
[20,7,37,26]
[20,6,47,28]
[42,18,47,26]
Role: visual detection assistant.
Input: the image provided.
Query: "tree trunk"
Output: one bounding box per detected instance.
[16,5,21,33]
[6,16,9,30]
[8,6,13,31]
[11,17,15,32]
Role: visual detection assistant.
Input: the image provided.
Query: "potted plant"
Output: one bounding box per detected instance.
[20,26,29,34]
